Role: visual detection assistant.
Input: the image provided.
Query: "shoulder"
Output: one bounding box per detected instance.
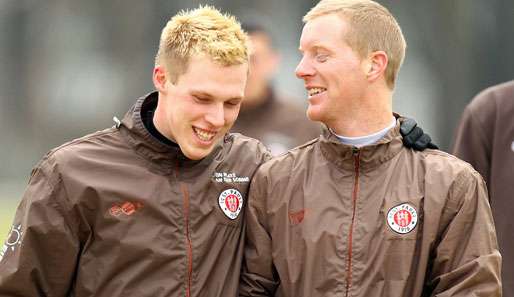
[36,127,122,175]
[224,132,272,163]
[468,80,514,114]
[415,149,484,192]
[254,138,319,180]
[417,149,476,173]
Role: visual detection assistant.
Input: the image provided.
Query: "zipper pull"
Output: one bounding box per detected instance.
[112,116,121,129]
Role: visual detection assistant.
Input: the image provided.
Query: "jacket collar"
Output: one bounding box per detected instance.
[118,91,223,174]
[319,119,404,172]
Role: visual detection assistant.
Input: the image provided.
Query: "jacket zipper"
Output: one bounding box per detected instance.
[345,148,360,297]
[175,164,193,297]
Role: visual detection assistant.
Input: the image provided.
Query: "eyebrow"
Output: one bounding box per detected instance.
[191,91,214,99]
[312,45,331,52]
[298,44,331,53]
[192,90,243,101]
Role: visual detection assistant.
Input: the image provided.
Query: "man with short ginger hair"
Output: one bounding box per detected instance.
[0,6,271,297]
[239,0,501,296]
[302,0,406,89]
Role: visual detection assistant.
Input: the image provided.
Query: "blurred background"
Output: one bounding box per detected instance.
[1,0,513,239]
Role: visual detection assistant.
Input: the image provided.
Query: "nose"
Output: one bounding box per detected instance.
[205,103,225,128]
[295,56,315,79]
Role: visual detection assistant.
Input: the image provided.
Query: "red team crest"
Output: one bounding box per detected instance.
[218,189,243,220]
[387,203,418,234]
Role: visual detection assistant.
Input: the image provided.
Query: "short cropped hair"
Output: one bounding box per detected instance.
[155,5,249,83]
[304,0,406,89]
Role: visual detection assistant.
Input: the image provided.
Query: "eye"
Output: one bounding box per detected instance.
[315,53,329,63]
[225,99,241,107]
[193,95,210,104]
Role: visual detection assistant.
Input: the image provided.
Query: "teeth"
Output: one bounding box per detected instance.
[308,87,327,96]
[194,127,216,141]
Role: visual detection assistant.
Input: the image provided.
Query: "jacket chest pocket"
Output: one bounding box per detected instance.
[379,196,424,281]
[207,184,248,228]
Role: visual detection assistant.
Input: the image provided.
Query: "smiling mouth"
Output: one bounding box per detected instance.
[193,127,217,142]
[307,87,327,97]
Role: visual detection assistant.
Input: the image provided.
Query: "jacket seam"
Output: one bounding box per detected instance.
[32,163,80,243]
[45,129,118,159]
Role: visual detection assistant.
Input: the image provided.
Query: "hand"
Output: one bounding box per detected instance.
[399,118,438,151]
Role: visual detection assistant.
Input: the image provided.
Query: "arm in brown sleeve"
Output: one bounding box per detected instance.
[0,158,81,296]
[239,167,279,297]
[427,168,501,296]
[452,95,493,185]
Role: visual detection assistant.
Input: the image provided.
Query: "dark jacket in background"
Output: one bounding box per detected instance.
[453,80,514,297]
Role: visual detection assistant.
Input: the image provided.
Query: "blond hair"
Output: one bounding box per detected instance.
[155,5,249,83]
[304,0,406,89]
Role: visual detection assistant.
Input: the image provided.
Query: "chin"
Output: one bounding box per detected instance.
[179,144,212,160]
[306,107,324,122]
[187,149,211,160]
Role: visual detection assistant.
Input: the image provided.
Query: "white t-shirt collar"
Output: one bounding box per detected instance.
[331,116,397,147]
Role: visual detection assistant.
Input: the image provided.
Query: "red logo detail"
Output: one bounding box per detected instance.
[289,210,305,225]
[109,201,143,217]
[109,205,122,216]
[121,202,136,215]
[225,194,240,213]
[387,203,418,234]
[393,209,412,227]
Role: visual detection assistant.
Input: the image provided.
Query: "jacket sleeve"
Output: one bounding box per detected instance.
[239,167,279,297]
[427,168,501,296]
[0,156,81,296]
[451,96,493,185]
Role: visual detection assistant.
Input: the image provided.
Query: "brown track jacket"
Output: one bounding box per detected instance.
[0,93,271,297]
[240,123,501,297]
[452,80,514,297]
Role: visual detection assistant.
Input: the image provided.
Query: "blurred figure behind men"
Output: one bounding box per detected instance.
[452,80,514,297]
[231,22,321,155]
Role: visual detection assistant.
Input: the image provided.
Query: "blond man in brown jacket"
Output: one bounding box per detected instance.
[0,6,272,297]
[240,1,502,296]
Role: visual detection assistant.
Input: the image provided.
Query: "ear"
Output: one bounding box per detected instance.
[366,51,388,83]
[153,65,168,93]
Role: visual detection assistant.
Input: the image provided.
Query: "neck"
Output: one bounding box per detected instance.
[328,90,393,137]
[153,96,175,142]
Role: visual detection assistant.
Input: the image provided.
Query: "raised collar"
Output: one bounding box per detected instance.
[319,120,404,172]
[118,91,223,175]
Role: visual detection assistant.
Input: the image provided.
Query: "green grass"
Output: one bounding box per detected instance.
[0,201,19,242]
[0,180,25,242]
[0,199,20,242]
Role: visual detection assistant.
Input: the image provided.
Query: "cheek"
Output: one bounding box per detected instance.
[184,103,207,121]
[225,108,240,125]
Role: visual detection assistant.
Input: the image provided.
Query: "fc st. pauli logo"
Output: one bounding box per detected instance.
[218,189,243,220]
[387,203,418,234]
